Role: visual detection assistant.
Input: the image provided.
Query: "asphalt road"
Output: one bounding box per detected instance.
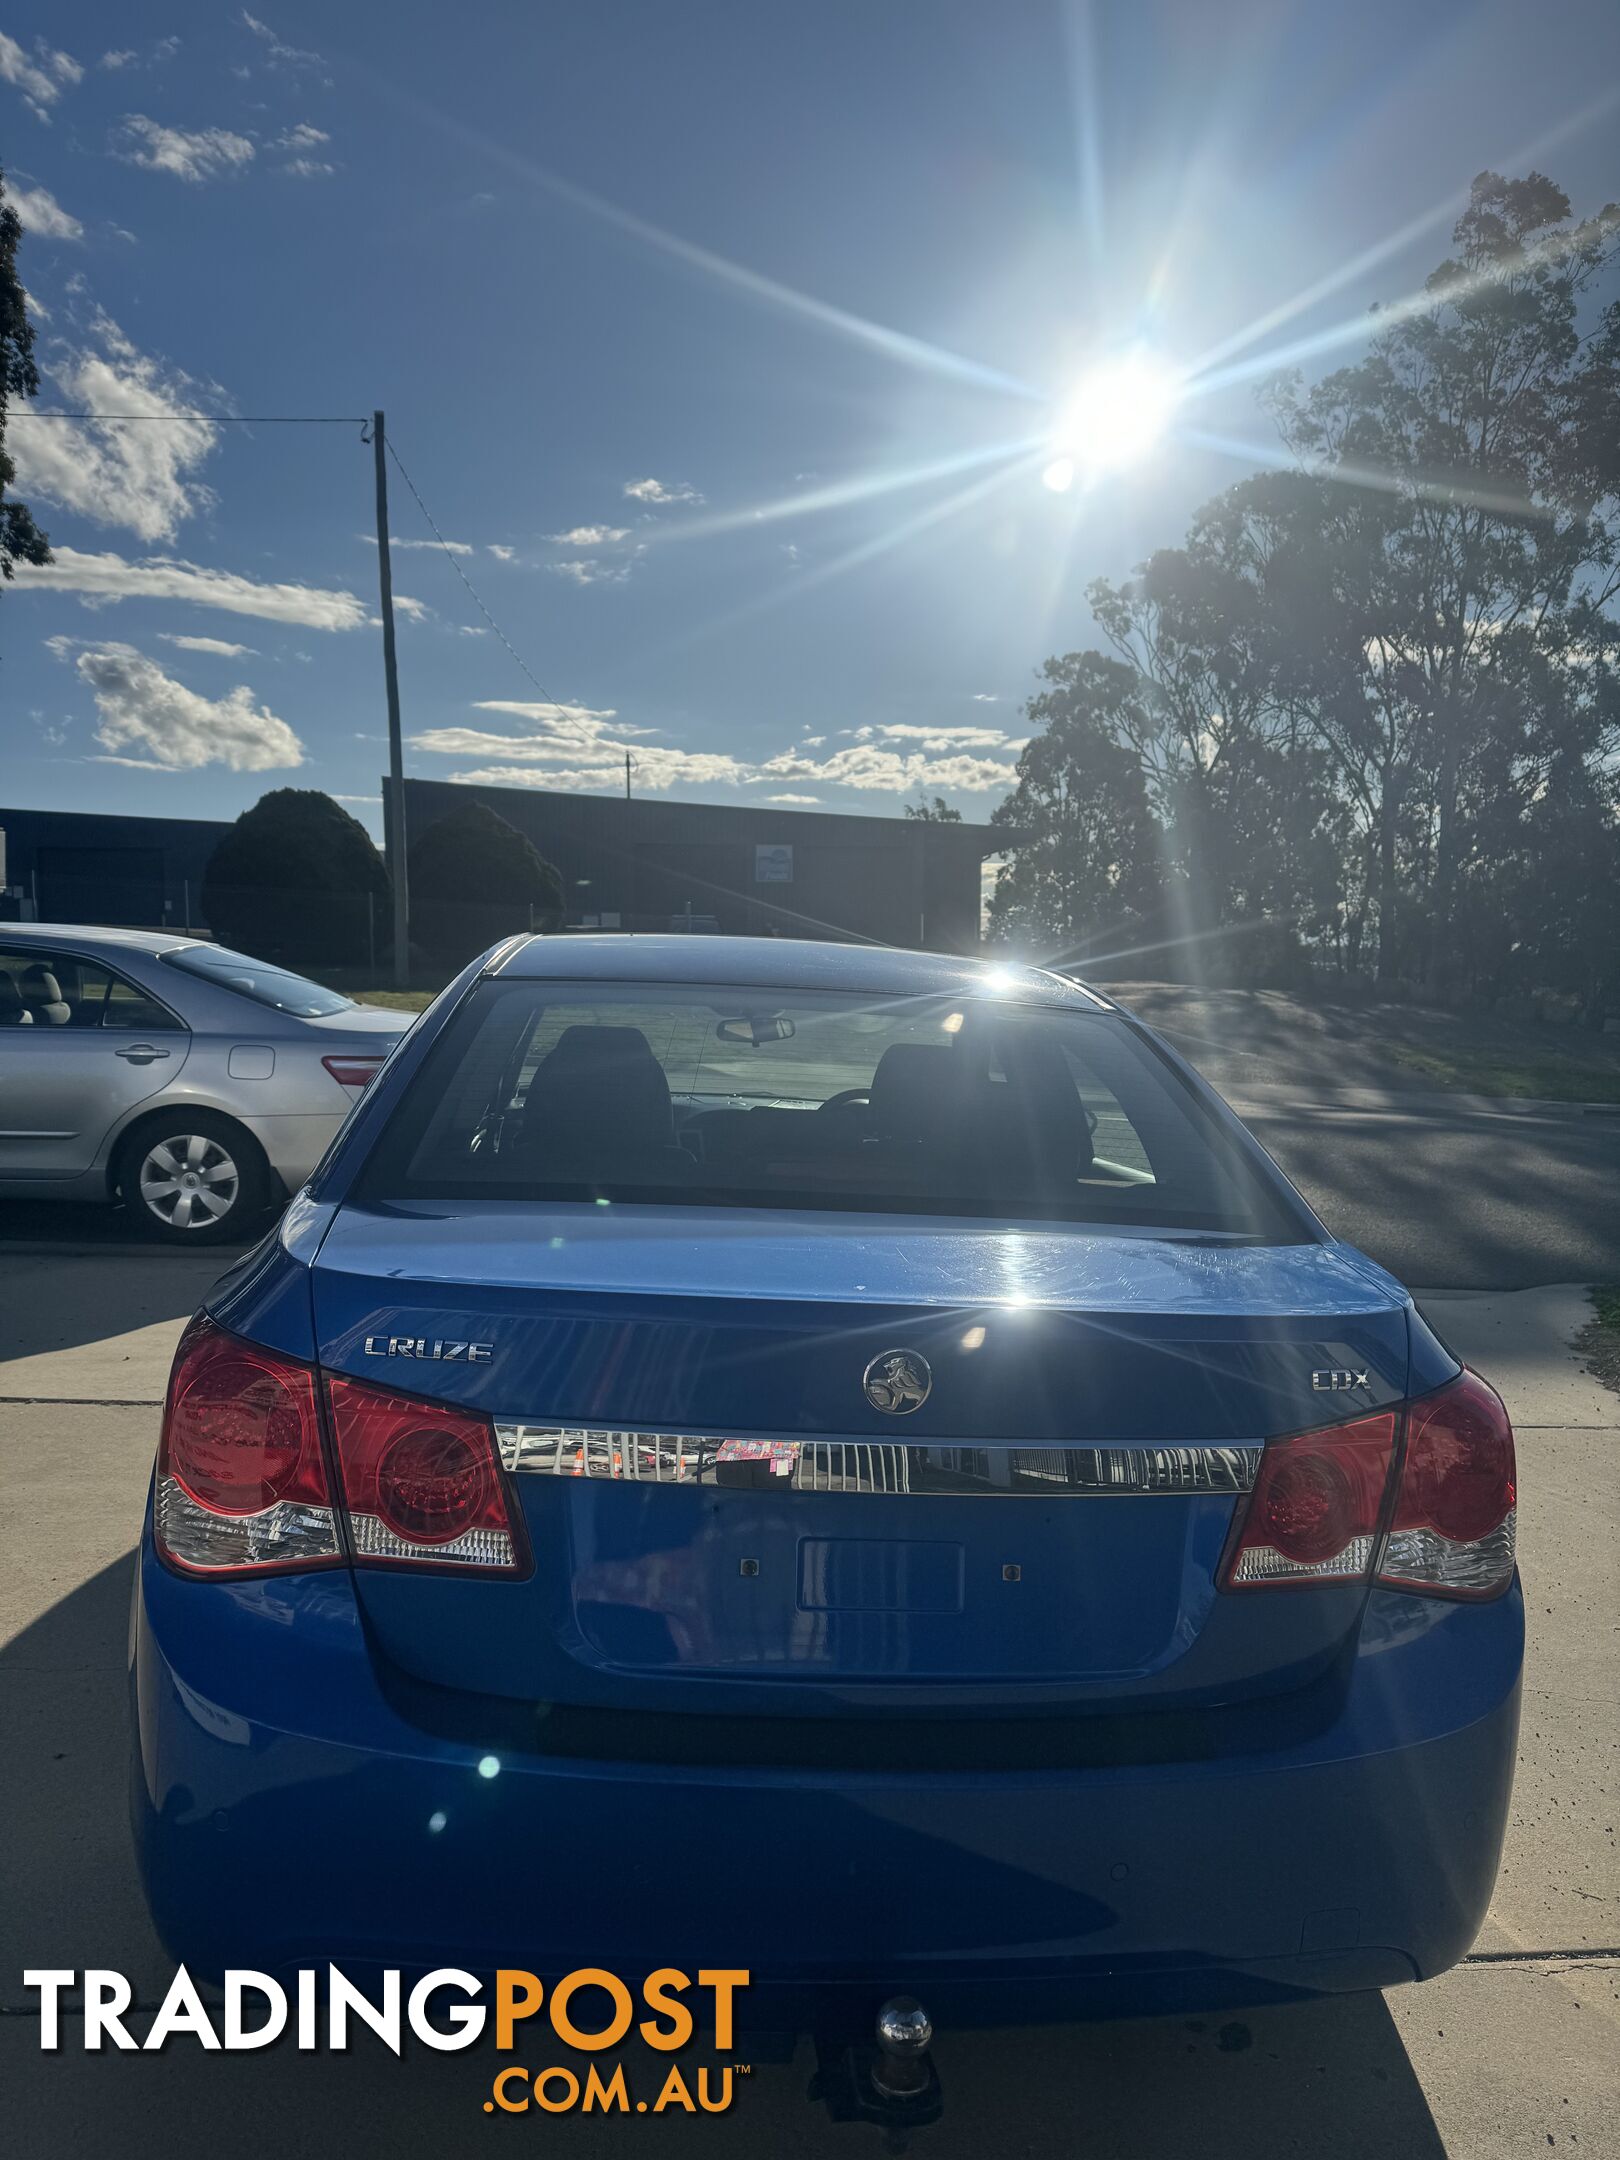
[1228,1094,1620,1291]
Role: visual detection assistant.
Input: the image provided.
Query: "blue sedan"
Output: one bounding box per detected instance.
[131,936,1521,2052]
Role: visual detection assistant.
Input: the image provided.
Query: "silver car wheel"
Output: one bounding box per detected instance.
[137,1133,242,1232]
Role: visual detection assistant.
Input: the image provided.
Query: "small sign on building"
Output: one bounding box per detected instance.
[754,843,794,884]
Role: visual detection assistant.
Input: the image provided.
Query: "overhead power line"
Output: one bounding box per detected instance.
[382,432,581,717]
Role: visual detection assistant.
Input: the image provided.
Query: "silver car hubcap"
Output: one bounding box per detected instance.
[138,1134,240,1230]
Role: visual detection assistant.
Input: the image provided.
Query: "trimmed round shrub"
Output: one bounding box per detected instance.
[407,800,564,967]
[202,790,391,971]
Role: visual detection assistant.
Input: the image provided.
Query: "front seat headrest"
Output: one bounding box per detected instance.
[20,965,71,1026]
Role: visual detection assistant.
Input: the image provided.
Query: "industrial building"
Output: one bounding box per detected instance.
[3,785,1004,953]
[0,807,229,931]
[393,778,1000,951]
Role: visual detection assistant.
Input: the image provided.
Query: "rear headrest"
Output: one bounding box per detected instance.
[869,1043,961,1146]
[518,1024,675,1155]
[971,1035,1093,1183]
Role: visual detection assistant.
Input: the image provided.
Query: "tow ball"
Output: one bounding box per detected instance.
[809,1996,943,2148]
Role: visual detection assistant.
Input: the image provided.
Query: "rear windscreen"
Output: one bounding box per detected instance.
[357,979,1308,1236]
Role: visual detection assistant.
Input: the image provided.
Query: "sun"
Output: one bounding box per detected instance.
[1044,351,1183,488]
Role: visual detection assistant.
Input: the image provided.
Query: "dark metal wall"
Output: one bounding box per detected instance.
[393,779,997,952]
[0,807,232,930]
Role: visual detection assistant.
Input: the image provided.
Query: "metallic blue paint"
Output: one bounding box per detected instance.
[132,938,1517,2023]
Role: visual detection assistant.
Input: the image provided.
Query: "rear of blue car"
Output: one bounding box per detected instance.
[130,939,1522,2032]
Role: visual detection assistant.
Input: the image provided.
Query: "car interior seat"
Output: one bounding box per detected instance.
[19,966,71,1027]
[0,973,34,1025]
[514,1024,693,1181]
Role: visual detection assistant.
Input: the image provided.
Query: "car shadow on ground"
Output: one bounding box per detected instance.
[0,1213,253,1369]
[2,1557,1448,2160]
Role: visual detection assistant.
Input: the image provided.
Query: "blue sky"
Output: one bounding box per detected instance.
[4,0,1618,843]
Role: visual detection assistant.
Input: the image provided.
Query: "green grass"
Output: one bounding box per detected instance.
[1374,1041,1620,1103]
[347,988,436,1013]
[1590,1284,1620,1334]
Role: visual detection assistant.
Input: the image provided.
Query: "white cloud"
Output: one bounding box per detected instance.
[761,742,1015,795]
[548,558,629,586]
[875,722,1014,750]
[12,314,220,542]
[971,692,1001,703]
[360,531,473,555]
[50,639,303,771]
[113,116,255,183]
[275,130,337,180]
[548,525,630,547]
[0,32,81,119]
[8,181,82,240]
[158,633,258,657]
[623,477,703,506]
[12,545,370,630]
[411,701,1009,803]
[99,38,180,72]
[487,544,516,562]
[239,11,329,80]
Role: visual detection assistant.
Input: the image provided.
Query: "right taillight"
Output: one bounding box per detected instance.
[1376,1370,1516,1600]
[1220,1411,1397,1590]
[325,1374,527,1574]
[1221,1369,1517,1600]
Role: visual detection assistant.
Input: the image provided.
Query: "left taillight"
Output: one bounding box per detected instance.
[155,1315,342,1577]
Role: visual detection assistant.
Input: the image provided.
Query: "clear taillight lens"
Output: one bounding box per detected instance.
[155,1316,342,1576]
[1377,1370,1516,1600]
[1220,1412,1397,1590]
[325,1374,527,1573]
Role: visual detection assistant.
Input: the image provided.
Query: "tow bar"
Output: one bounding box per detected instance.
[808,1997,943,2149]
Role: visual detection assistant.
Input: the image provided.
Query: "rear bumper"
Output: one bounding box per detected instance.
[130,1534,1522,2028]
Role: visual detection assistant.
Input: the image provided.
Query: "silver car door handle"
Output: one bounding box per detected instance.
[115,1044,172,1063]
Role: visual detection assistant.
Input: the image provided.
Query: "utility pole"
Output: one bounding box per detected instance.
[372,409,409,989]
[623,752,635,928]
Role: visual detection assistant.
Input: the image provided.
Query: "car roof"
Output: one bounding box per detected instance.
[491,933,1115,1010]
[0,923,191,955]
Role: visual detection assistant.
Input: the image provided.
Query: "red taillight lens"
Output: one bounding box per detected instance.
[325,1374,525,1573]
[156,1316,341,1576]
[323,1055,385,1090]
[1378,1371,1516,1600]
[1220,1413,1397,1590]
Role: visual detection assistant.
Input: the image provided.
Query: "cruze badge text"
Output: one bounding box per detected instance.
[1312,1368,1370,1391]
[364,1336,493,1363]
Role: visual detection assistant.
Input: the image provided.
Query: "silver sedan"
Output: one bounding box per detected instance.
[0,926,407,1243]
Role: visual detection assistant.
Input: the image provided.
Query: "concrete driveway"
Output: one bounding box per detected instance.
[1,1244,1615,2158]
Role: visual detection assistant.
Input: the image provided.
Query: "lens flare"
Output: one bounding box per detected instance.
[1052,352,1182,476]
